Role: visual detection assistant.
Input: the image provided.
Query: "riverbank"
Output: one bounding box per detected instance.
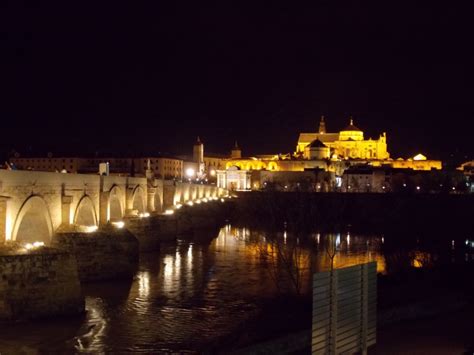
[233,191,474,235]
[223,262,474,353]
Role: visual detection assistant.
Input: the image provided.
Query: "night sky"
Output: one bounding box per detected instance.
[4,3,474,162]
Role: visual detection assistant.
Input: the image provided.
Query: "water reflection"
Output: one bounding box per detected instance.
[75,298,108,353]
[1,225,473,353]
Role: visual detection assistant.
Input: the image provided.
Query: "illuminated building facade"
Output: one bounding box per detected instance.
[10,156,184,179]
[296,117,390,160]
[217,116,442,191]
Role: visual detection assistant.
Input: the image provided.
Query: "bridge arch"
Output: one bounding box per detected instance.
[109,185,124,221]
[12,195,54,245]
[131,185,146,213]
[74,195,98,227]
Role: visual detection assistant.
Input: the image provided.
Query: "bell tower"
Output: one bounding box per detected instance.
[231,141,242,159]
[193,136,205,177]
[318,115,326,134]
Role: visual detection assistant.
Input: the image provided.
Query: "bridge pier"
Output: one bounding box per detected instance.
[0,196,10,243]
[99,190,110,226]
[0,245,84,321]
[53,225,139,282]
[61,195,73,227]
[147,187,156,212]
[125,214,178,251]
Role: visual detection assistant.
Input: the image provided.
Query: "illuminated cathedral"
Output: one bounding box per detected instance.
[296,116,389,161]
[216,116,442,190]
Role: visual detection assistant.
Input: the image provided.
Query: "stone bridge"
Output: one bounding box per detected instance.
[0,170,227,245]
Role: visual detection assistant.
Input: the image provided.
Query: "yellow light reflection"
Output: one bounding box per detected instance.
[138,271,150,298]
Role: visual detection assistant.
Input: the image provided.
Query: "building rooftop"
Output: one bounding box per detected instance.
[308,139,327,148]
[342,118,362,132]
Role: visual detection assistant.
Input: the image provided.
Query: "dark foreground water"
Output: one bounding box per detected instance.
[0,225,472,353]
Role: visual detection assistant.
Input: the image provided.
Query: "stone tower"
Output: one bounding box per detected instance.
[193,136,205,177]
[318,115,326,134]
[193,136,204,164]
[231,141,242,159]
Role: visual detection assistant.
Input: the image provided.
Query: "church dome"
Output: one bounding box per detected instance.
[339,117,364,141]
[343,123,361,132]
[305,138,330,160]
[342,118,361,132]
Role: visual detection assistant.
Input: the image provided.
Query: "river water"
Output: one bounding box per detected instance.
[0,225,471,353]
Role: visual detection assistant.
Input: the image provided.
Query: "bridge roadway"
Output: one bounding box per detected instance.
[0,169,227,245]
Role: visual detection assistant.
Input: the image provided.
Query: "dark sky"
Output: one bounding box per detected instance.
[4,2,474,161]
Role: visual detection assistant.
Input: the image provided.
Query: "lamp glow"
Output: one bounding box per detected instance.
[24,241,45,250]
[186,168,195,178]
[84,225,98,233]
[112,221,125,228]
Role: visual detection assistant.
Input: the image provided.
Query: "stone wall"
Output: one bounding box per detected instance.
[126,200,232,249]
[125,216,178,251]
[0,247,84,321]
[53,227,139,282]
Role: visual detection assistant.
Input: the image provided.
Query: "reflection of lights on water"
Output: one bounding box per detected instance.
[336,234,341,248]
[175,251,181,272]
[382,237,384,244]
[138,271,150,298]
[163,255,173,279]
[284,231,287,244]
[112,221,125,228]
[346,233,350,246]
[138,212,150,218]
[317,233,320,244]
[164,209,174,215]
[162,249,186,294]
[187,244,193,270]
[77,299,107,352]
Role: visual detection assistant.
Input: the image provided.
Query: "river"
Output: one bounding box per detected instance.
[0,224,471,353]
